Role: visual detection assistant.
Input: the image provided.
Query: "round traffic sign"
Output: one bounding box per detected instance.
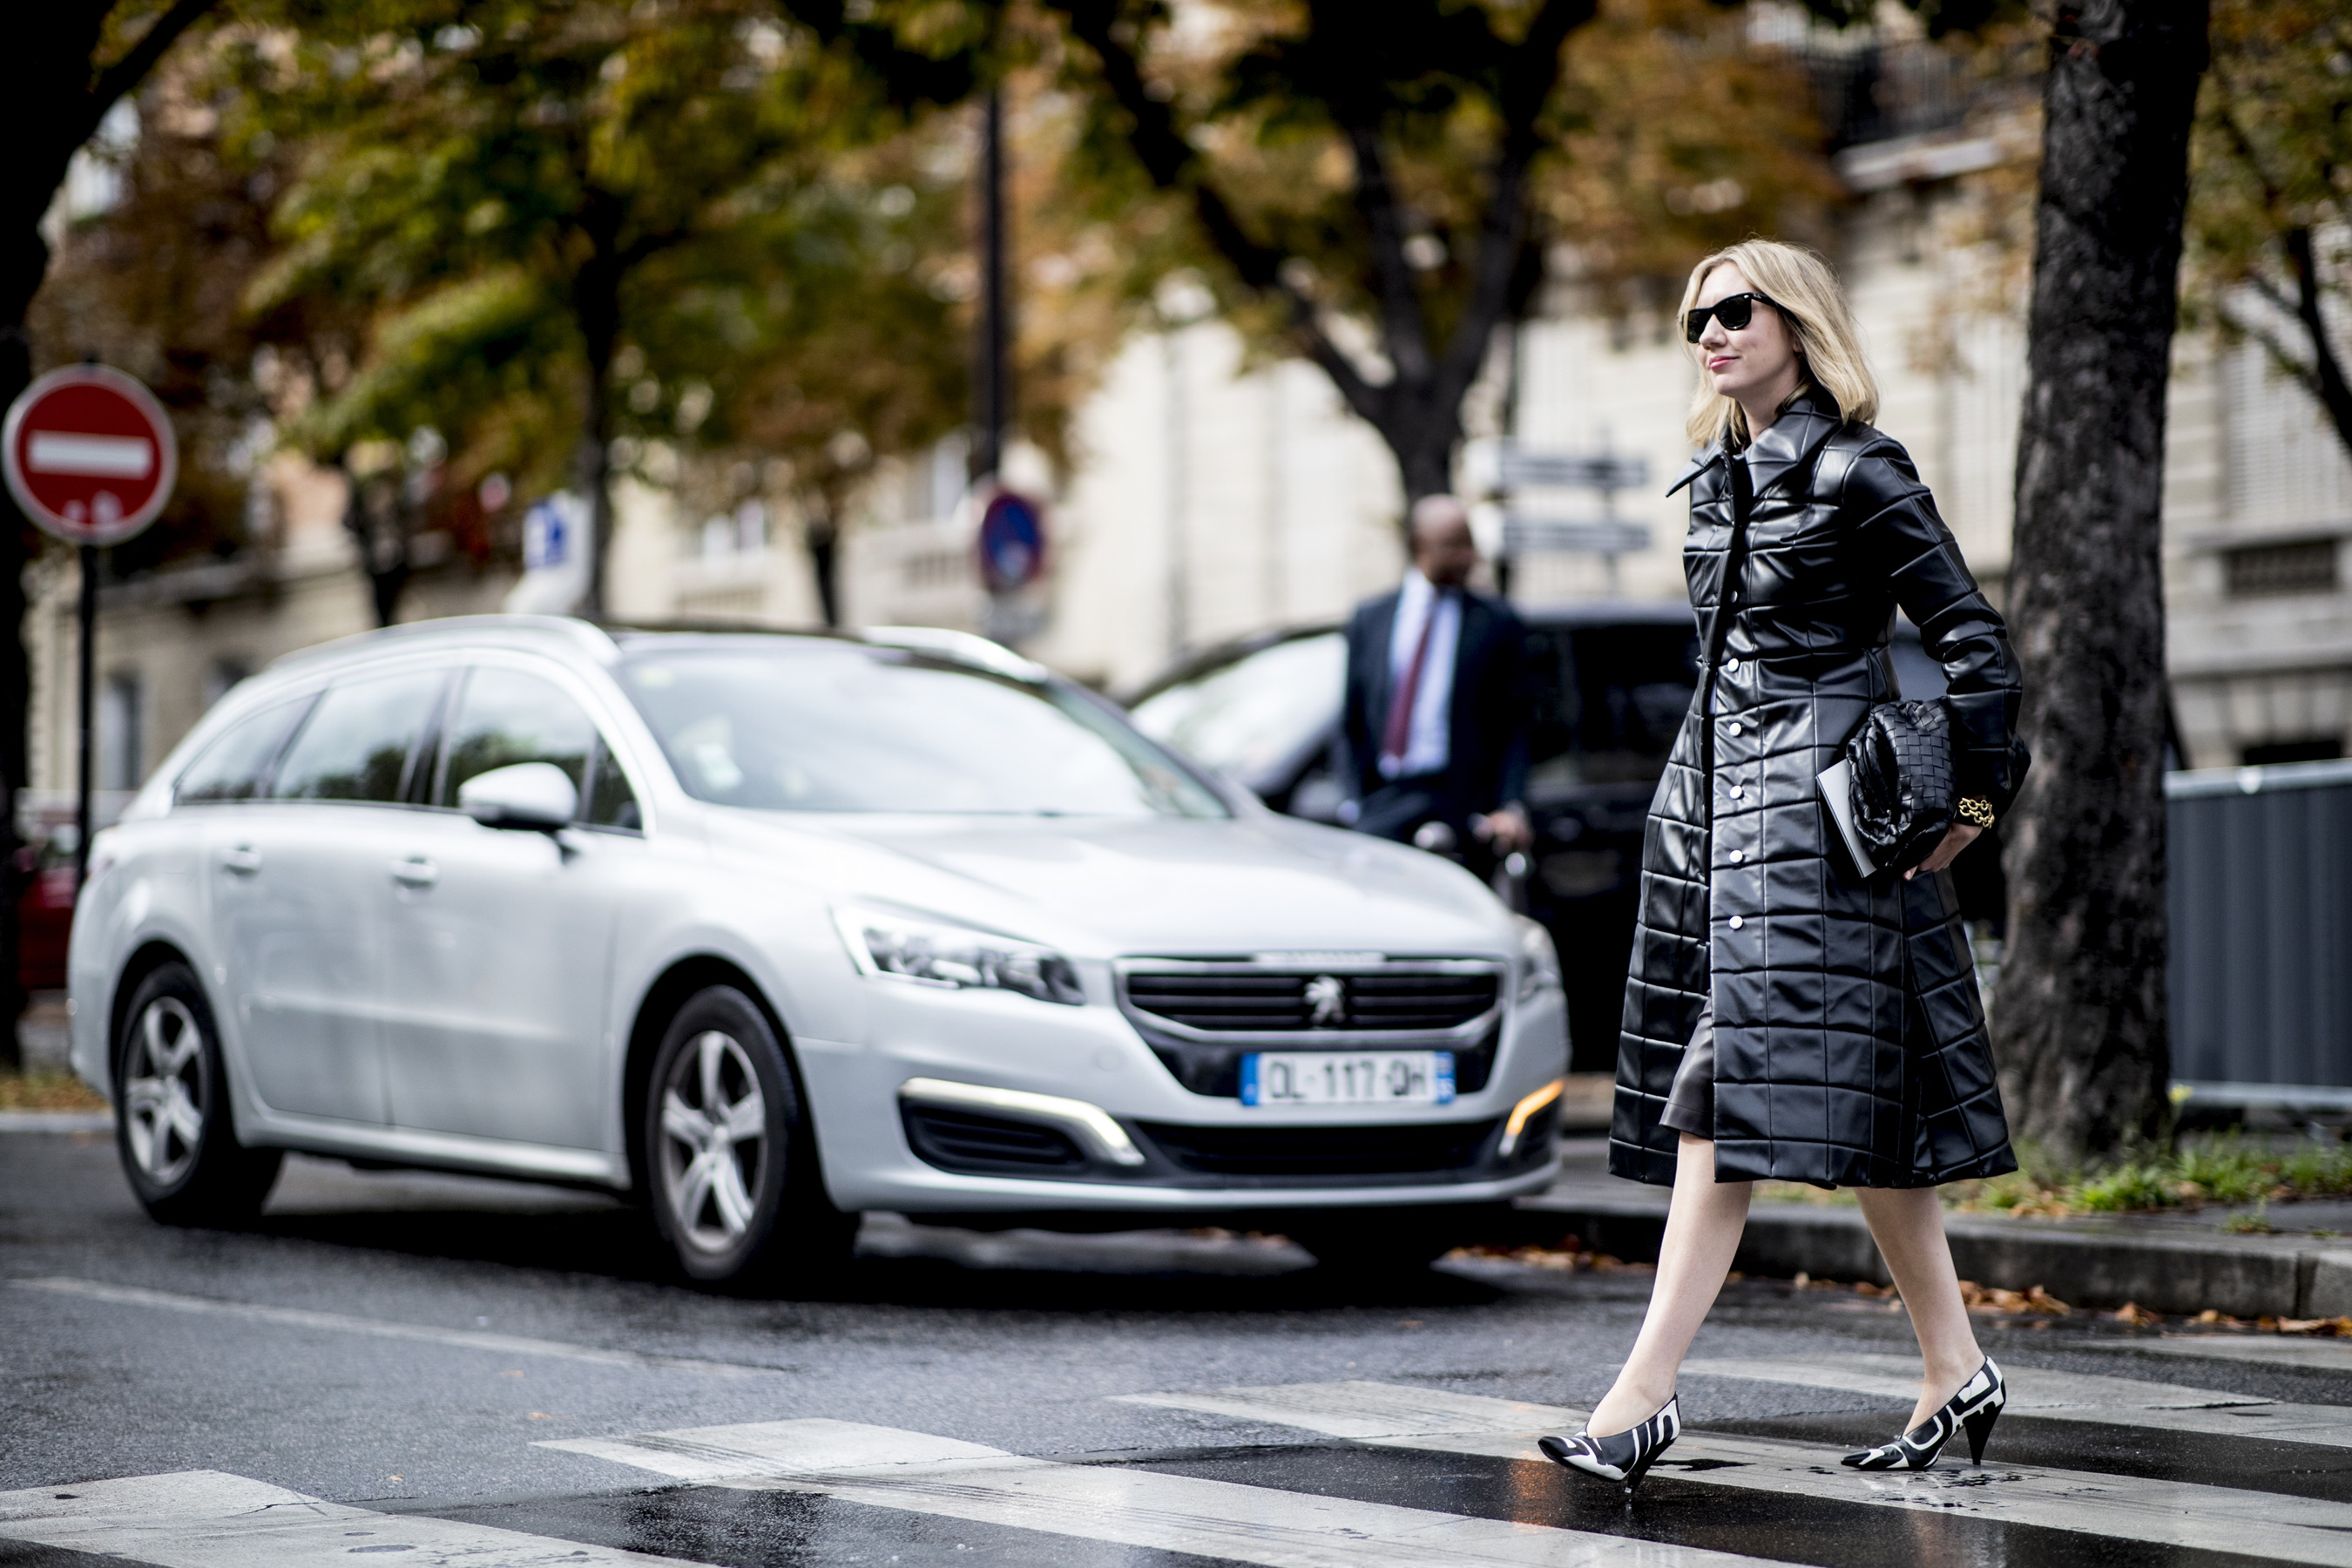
[975,488,1047,592]
[3,365,178,545]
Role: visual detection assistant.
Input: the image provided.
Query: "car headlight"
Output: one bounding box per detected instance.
[833,906,1085,1006]
[1515,915,1562,1002]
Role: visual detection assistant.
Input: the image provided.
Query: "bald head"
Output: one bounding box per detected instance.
[1409,493,1477,588]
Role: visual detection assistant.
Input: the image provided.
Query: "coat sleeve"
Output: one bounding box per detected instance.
[1489,606,1532,811]
[1844,442,2030,815]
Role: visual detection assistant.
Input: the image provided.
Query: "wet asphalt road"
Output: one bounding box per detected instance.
[5,1125,2352,1568]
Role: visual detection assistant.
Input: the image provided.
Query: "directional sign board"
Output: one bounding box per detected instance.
[3,365,177,545]
[1498,449,1649,493]
[1503,515,1652,555]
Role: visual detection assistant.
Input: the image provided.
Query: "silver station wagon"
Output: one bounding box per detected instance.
[70,616,1569,1285]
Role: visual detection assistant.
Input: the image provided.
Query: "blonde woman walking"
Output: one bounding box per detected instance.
[1538,240,2029,1494]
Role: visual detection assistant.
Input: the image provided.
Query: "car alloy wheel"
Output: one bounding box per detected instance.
[122,995,206,1187]
[112,960,281,1226]
[644,983,856,1289]
[658,1029,769,1254]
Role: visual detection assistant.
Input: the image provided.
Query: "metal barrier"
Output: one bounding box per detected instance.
[2167,758,2352,1108]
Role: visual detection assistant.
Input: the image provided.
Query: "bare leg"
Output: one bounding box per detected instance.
[1854,1186,1984,1429]
[1585,1133,1753,1436]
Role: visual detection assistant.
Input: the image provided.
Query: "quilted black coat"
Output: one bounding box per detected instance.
[1609,387,2027,1190]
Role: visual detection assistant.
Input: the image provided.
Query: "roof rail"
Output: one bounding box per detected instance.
[863,625,1046,684]
[269,614,623,672]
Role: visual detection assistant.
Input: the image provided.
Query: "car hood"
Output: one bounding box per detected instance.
[706,808,1517,959]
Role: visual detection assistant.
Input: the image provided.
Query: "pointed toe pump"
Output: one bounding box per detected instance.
[1538,1396,1682,1496]
[1842,1357,2006,1471]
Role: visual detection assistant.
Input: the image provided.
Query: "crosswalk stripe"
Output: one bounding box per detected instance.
[2077,1334,2352,1373]
[12,1276,782,1379]
[1683,1353,2352,1449]
[1116,1379,2352,1568]
[541,1417,1776,1568]
[0,1469,719,1567]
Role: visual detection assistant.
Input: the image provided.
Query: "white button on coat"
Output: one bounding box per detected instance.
[1729,916,1745,929]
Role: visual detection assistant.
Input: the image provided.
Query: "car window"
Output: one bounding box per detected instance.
[620,643,1227,817]
[437,667,598,814]
[1524,623,1700,789]
[269,670,447,804]
[175,695,315,805]
[585,742,642,830]
[1128,633,1346,785]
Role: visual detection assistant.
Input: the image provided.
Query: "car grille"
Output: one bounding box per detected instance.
[1122,966,1499,1035]
[1137,1119,1499,1178]
[902,1106,1085,1173]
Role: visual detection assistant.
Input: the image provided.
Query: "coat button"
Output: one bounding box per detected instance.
[1727,720,1743,734]
[1730,848,1746,862]
[1730,785,1744,800]
[1729,916,1745,929]
[1725,657,1741,672]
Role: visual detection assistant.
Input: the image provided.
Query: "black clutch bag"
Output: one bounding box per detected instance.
[1817,700,1954,878]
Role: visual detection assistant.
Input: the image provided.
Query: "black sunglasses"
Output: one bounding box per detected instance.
[1684,291,1782,342]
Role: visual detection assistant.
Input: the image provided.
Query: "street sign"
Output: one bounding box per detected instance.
[1497,448,1649,492]
[1502,516,1653,555]
[3,365,178,545]
[976,487,1048,593]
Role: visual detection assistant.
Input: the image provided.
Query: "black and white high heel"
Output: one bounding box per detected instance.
[1841,1357,2005,1470]
[1538,1396,1681,1496]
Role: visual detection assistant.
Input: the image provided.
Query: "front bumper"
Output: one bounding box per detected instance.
[799,969,1569,1217]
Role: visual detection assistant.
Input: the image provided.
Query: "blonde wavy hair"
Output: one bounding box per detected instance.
[1680,240,1879,448]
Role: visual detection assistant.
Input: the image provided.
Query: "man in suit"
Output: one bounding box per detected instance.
[1338,495,1533,856]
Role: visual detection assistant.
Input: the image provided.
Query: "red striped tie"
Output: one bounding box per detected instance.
[1381,602,1441,771]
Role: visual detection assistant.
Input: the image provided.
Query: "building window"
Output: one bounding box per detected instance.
[2241,737,2343,767]
[99,672,143,791]
[2223,537,2339,598]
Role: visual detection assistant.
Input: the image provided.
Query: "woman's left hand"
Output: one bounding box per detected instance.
[1904,821,1984,881]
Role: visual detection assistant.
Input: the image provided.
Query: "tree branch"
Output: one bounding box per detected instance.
[1434,0,1592,410]
[82,0,220,147]
[1044,0,1382,426]
[1341,122,1433,388]
[2284,226,2352,463]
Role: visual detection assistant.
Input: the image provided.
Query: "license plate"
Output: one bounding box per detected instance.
[1240,1051,1456,1107]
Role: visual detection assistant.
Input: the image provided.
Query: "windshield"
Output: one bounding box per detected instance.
[1129,633,1346,783]
[619,643,1227,818]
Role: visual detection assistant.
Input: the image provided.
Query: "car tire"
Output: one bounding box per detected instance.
[645,984,857,1291]
[114,961,282,1226]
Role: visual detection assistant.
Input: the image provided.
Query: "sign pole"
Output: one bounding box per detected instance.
[74,544,95,890]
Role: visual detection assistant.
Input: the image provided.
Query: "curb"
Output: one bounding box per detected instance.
[1509,1190,2352,1319]
[0,1112,112,1133]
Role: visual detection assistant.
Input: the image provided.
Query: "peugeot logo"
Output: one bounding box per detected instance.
[1304,974,1347,1028]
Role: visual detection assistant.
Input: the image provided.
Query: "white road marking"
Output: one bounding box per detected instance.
[13,1276,781,1379]
[544,1417,1775,1568]
[0,1469,714,1567]
[1683,1354,2352,1449]
[2078,1334,2352,1373]
[1119,1380,2352,1568]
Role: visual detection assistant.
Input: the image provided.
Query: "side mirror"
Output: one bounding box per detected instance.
[458,762,578,833]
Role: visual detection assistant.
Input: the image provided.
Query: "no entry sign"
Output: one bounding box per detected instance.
[3,365,178,545]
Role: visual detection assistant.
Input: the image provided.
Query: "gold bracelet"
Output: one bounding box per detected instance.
[1955,796,1996,828]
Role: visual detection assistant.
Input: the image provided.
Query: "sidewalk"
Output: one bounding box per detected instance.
[1511,1136,2352,1320]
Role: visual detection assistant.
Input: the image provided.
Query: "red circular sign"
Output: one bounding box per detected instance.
[3,365,178,545]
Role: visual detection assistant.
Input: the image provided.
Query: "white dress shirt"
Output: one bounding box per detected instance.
[1380,569,1462,780]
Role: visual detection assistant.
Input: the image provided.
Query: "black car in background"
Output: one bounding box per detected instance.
[1127,605,1984,1074]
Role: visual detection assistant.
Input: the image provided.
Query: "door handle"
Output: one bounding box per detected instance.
[220,846,261,876]
[391,856,439,889]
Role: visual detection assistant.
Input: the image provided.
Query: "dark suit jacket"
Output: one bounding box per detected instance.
[1338,585,1531,826]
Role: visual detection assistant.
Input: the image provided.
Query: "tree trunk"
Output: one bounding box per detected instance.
[805,516,841,628]
[1993,0,2209,1163]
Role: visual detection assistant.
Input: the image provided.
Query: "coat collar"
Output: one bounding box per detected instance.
[1664,384,1845,498]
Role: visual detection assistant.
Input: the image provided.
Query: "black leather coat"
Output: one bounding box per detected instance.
[1610,388,2027,1189]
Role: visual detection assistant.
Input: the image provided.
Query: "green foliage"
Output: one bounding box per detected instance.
[1950,1132,2352,1217]
[210,0,983,585]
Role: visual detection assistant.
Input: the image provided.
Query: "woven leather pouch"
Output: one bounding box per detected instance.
[1840,700,1956,875]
